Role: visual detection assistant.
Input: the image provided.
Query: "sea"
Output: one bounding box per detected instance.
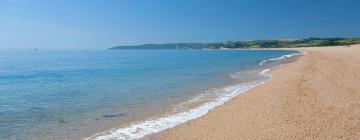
[0,49,301,140]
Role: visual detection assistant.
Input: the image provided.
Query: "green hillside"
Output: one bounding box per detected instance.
[110,37,360,50]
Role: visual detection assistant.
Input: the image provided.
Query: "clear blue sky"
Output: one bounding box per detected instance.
[0,0,359,49]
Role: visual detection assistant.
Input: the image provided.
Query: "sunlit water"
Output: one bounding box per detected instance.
[0,49,298,140]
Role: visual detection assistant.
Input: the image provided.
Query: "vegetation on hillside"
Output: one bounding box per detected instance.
[110,37,360,50]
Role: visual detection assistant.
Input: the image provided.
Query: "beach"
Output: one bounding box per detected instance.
[0,49,297,140]
[155,45,360,139]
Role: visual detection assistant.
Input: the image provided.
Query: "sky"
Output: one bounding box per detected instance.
[0,0,359,49]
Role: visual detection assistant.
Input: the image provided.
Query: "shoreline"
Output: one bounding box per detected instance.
[154,45,360,139]
[85,50,301,140]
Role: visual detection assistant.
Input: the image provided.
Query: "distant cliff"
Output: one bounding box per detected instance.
[110,37,360,50]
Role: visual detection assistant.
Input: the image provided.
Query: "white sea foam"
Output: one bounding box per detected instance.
[259,51,305,66]
[86,70,273,140]
[259,69,272,78]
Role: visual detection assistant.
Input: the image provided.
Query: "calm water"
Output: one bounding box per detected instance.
[0,49,298,140]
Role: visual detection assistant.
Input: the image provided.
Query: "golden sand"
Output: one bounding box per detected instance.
[154,45,360,140]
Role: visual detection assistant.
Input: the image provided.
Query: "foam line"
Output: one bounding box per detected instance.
[259,51,304,66]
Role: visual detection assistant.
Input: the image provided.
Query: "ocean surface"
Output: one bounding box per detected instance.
[0,49,299,140]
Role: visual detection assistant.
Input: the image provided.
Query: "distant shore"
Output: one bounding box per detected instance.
[110,38,360,50]
[153,45,360,139]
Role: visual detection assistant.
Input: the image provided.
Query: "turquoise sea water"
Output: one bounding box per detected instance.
[0,49,298,140]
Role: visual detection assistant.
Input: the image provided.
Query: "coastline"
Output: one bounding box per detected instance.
[154,45,360,139]
[85,50,300,140]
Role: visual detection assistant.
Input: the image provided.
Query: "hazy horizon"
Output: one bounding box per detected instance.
[1,0,360,49]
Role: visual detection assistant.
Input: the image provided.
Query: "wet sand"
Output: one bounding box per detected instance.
[155,45,360,139]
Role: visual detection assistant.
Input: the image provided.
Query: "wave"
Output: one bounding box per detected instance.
[86,69,273,140]
[259,51,305,66]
